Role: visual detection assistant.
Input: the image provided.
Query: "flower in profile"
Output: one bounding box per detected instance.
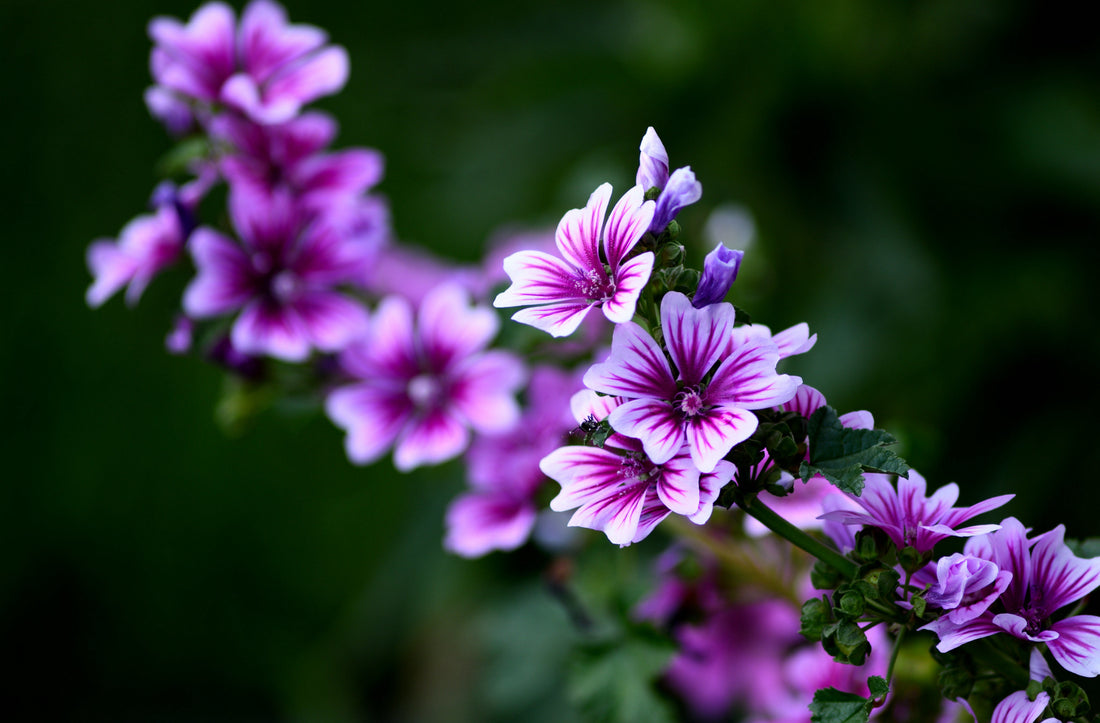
[636,127,702,233]
[86,203,186,308]
[182,190,373,360]
[922,517,1100,678]
[584,291,801,473]
[148,0,348,126]
[818,470,1013,555]
[326,284,524,471]
[444,366,579,557]
[493,183,655,337]
[539,391,732,546]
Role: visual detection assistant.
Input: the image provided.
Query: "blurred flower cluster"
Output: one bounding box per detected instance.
[87,4,1100,721]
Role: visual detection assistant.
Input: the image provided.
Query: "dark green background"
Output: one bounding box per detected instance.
[3,0,1100,718]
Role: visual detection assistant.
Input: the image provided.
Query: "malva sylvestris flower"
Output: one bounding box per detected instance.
[326,283,525,471]
[583,291,801,474]
[493,183,655,337]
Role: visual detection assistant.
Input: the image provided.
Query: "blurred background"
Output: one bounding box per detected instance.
[3,0,1100,719]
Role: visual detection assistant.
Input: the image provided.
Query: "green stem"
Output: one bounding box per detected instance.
[738,496,859,579]
[886,626,906,684]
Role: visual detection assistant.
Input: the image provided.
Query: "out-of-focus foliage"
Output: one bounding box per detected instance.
[2,0,1099,718]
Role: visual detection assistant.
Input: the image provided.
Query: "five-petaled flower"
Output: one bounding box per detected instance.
[493,183,655,337]
[583,291,801,473]
[540,391,731,546]
[921,517,1100,678]
[326,284,525,471]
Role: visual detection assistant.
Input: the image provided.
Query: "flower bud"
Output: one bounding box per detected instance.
[692,243,744,308]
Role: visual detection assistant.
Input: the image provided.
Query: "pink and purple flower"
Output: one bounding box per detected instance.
[86,202,186,308]
[921,517,1100,678]
[326,284,524,471]
[182,190,374,361]
[493,183,655,337]
[583,291,801,473]
[148,0,348,127]
[539,391,732,546]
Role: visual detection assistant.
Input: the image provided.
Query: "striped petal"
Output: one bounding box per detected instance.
[1030,525,1100,614]
[608,398,683,465]
[685,406,758,473]
[494,249,583,307]
[602,184,654,271]
[660,291,733,385]
[325,384,411,465]
[511,300,594,338]
[655,449,701,515]
[584,321,676,398]
[1048,615,1100,677]
[708,336,800,409]
[991,691,1052,723]
[555,183,610,273]
[393,407,469,471]
[602,252,654,323]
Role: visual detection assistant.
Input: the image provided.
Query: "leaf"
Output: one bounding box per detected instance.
[867,676,889,700]
[809,687,874,723]
[801,406,910,495]
[568,634,677,723]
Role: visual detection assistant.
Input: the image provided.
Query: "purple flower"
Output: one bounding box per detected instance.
[818,470,1013,555]
[148,0,348,126]
[444,366,579,557]
[692,242,744,308]
[493,183,655,337]
[731,321,818,360]
[212,112,384,215]
[922,517,1100,678]
[921,553,1013,625]
[991,691,1057,723]
[86,203,185,308]
[583,291,801,473]
[635,127,702,232]
[540,391,732,546]
[182,190,372,360]
[326,284,524,471]
[165,316,195,355]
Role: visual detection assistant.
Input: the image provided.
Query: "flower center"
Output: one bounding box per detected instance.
[270,271,299,301]
[619,454,652,481]
[407,374,443,408]
[675,387,706,418]
[575,268,615,301]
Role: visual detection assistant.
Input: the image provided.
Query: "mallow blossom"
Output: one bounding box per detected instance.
[583,291,801,474]
[540,391,732,546]
[636,126,703,232]
[818,471,1013,556]
[444,366,579,557]
[326,283,524,471]
[182,190,374,361]
[921,517,1100,678]
[148,0,348,127]
[493,183,655,337]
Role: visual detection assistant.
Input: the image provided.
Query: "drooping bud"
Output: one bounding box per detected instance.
[651,166,702,233]
[692,242,744,308]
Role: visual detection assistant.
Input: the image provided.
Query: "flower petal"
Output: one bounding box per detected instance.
[584,321,676,398]
[292,290,370,352]
[708,336,800,409]
[555,183,610,272]
[511,301,594,338]
[451,350,525,434]
[238,0,326,85]
[608,398,683,465]
[232,298,311,361]
[689,460,733,524]
[183,228,256,316]
[920,614,1002,652]
[393,407,469,471]
[991,691,1052,723]
[655,450,701,515]
[660,291,733,385]
[1030,524,1100,615]
[418,283,498,371]
[602,184,654,270]
[685,407,759,473]
[1047,615,1100,678]
[494,250,586,307]
[325,384,410,465]
[444,491,536,558]
[602,252,654,324]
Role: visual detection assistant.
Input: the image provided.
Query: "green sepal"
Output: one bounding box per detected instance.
[811,560,844,590]
[866,676,889,701]
[801,597,831,641]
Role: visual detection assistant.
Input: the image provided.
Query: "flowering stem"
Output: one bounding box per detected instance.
[886,626,905,684]
[737,495,859,580]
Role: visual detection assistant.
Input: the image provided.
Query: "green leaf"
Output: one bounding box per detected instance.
[809,687,874,723]
[801,406,910,495]
[867,676,889,700]
[568,635,677,723]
